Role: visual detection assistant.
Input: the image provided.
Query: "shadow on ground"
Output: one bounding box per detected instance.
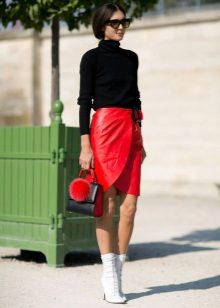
[64,250,101,266]
[172,228,220,243]
[129,227,220,260]
[126,275,220,301]
[128,241,217,260]
[1,249,101,267]
[1,228,219,266]
[1,250,46,264]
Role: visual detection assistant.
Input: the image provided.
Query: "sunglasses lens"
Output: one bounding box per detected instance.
[122,19,130,28]
[106,19,131,29]
[111,21,120,29]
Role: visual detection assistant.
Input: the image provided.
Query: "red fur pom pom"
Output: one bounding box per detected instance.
[69,178,90,201]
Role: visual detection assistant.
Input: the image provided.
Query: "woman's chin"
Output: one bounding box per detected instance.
[116,35,124,41]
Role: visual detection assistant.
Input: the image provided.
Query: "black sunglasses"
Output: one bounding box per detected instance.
[105,18,131,29]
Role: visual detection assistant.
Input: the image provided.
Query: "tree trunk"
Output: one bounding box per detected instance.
[32,30,42,125]
[51,16,60,113]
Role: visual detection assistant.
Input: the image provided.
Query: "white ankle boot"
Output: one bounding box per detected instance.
[101,253,126,304]
[115,254,127,302]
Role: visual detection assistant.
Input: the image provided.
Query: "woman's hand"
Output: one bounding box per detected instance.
[79,134,94,170]
[141,146,147,164]
[79,146,94,170]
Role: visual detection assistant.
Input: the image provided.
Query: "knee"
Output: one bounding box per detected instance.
[120,202,137,223]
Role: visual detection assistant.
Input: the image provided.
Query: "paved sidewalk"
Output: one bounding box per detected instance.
[1,194,220,308]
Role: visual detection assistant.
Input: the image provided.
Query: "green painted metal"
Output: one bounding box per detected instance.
[0,100,119,267]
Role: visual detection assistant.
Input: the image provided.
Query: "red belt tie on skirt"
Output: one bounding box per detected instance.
[90,107,143,196]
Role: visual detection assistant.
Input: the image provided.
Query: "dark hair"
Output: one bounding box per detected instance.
[92,3,126,40]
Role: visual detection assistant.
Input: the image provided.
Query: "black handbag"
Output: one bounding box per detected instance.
[66,168,103,217]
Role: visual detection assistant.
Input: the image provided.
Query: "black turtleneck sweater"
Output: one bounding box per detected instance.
[77,39,142,135]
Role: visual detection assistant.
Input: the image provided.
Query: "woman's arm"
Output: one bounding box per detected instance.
[77,50,96,169]
[79,134,94,170]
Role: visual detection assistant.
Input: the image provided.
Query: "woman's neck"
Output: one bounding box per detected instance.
[98,39,120,52]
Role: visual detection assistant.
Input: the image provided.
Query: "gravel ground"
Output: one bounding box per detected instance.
[1,194,220,308]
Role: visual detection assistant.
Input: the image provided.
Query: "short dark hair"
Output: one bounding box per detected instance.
[92,3,126,40]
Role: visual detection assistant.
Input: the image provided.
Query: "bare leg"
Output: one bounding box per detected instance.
[96,185,125,303]
[115,192,138,255]
[111,192,138,301]
[95,185,117,254]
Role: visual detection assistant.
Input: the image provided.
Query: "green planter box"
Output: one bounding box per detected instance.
[0,101,118,267]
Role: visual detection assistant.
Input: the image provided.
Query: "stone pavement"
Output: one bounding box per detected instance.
[0,194,220,308]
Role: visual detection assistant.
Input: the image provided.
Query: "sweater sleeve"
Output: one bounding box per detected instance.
[132,52,142,111]
[77,51,96,135]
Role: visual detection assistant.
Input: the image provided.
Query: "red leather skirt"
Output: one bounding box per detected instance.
[90,107,143,196]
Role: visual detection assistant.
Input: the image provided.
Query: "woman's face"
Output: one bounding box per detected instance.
[103,10,126,41]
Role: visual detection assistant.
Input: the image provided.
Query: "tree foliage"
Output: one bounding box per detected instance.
[0,0,158,111]
[0,0,158,32]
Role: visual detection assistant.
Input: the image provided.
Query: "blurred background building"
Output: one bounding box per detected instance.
[0,0,220,198]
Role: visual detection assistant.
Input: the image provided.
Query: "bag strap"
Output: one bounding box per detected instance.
[79,168,97,182]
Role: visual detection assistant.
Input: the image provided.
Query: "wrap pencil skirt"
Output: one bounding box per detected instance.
[90,107,143,196]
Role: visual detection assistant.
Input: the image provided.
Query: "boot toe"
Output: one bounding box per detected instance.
[104,293,126,304]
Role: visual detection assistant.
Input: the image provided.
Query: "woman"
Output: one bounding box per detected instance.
[77,2,147,304]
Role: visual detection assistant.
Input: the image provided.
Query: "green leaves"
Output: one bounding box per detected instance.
[0,0,158,32]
